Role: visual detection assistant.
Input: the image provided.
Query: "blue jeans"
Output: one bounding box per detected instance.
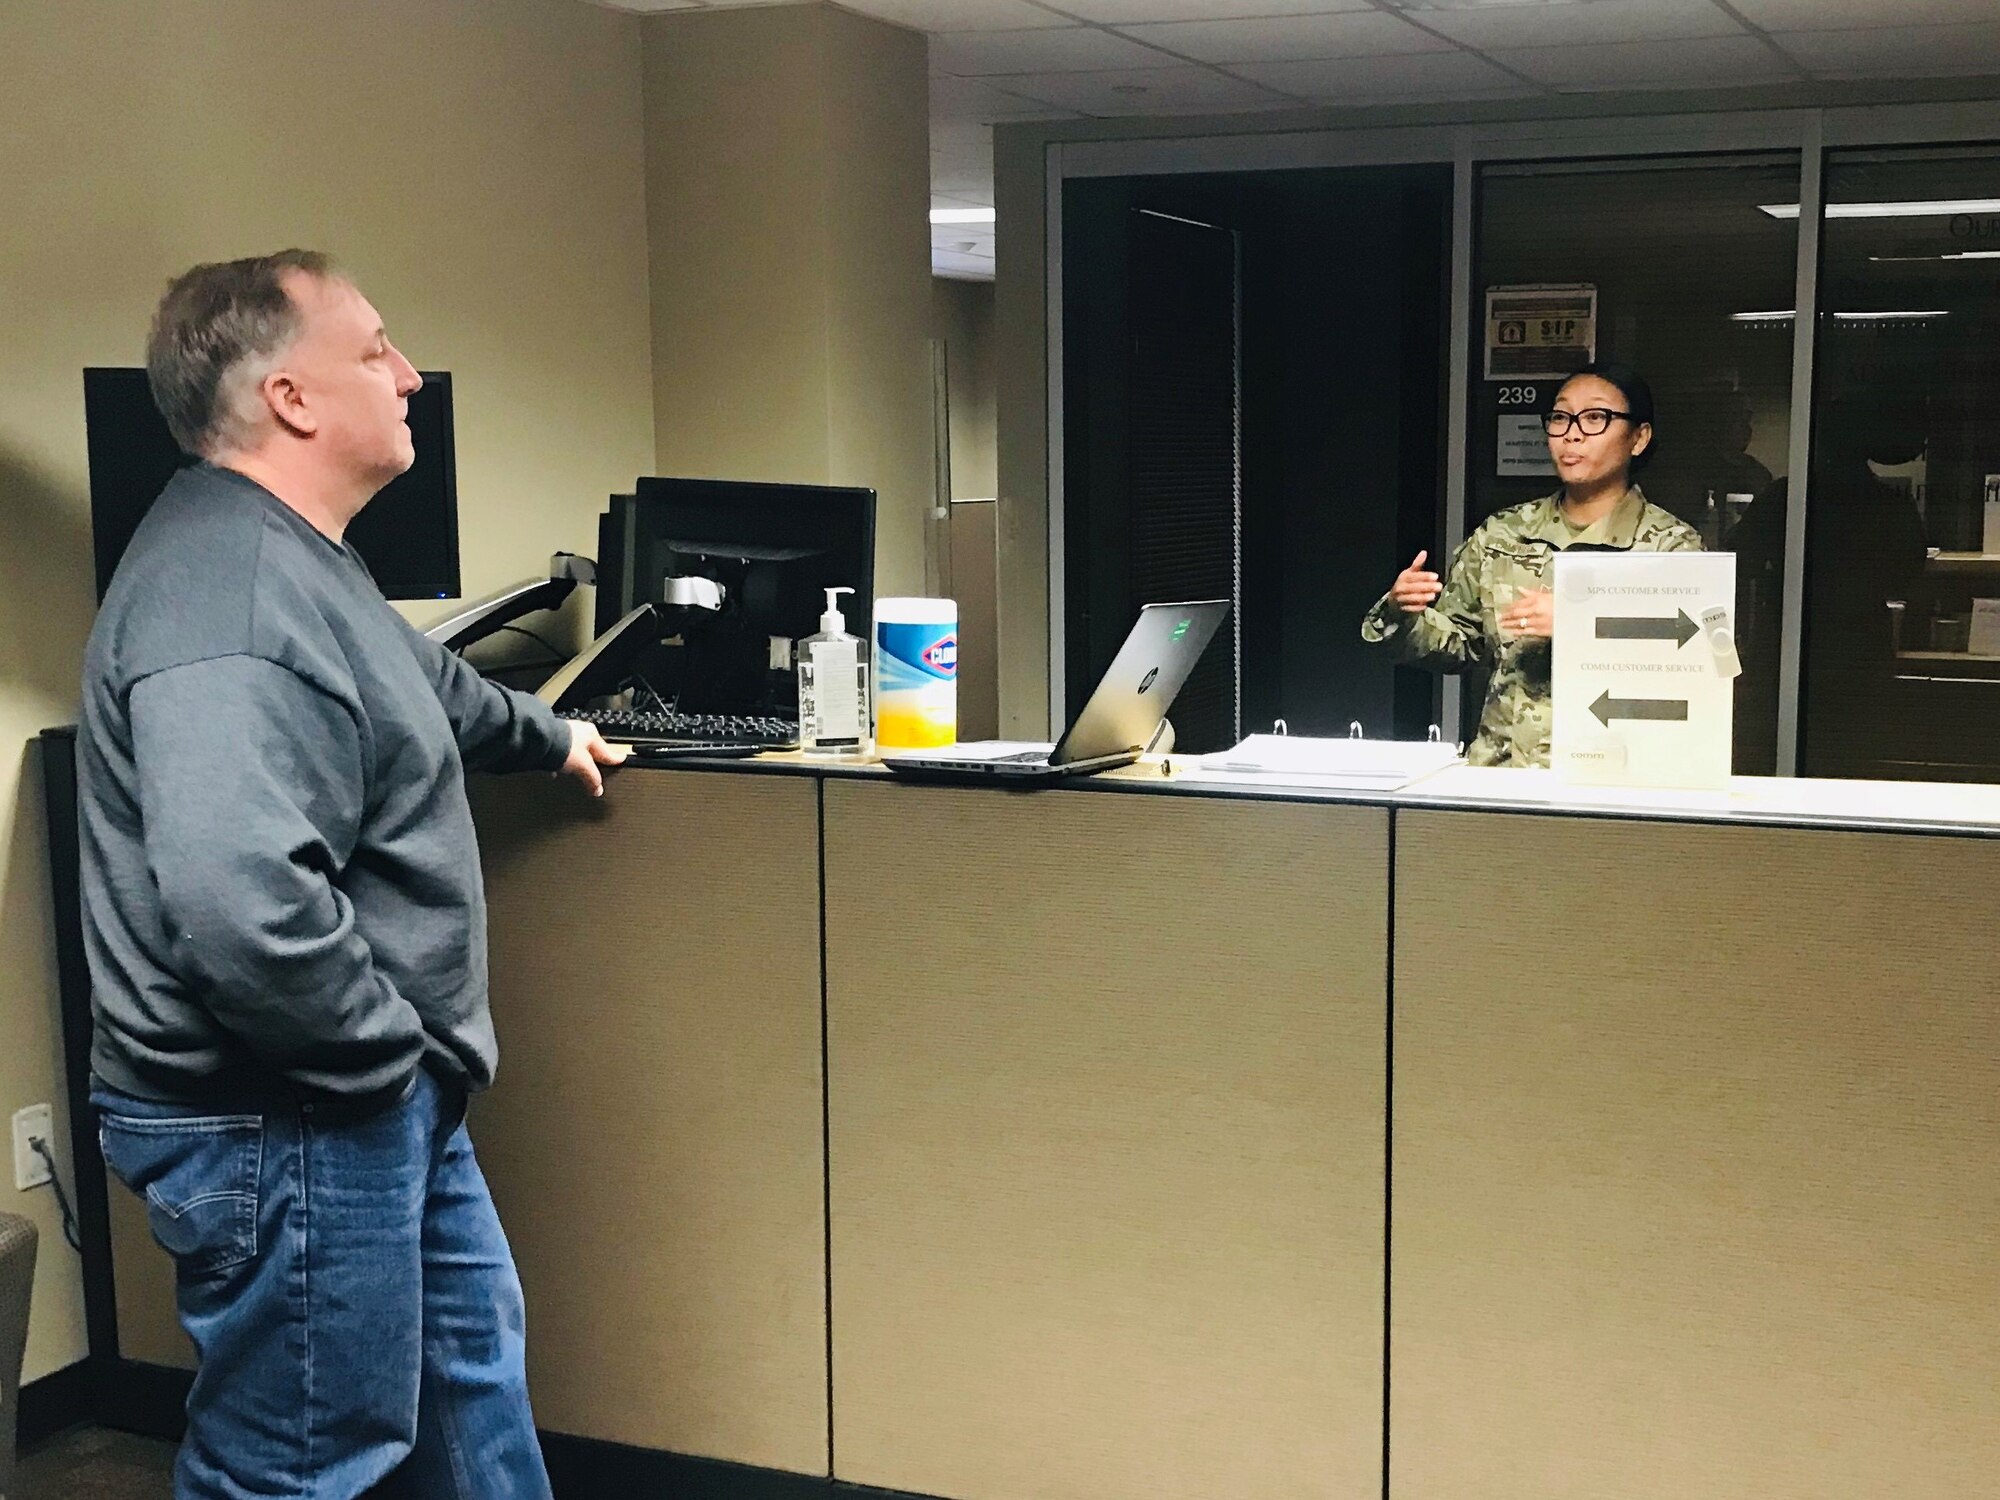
[94,1070,554,1500]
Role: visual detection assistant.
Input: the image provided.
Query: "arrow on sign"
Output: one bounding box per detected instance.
[1591,691,1689,726]
[1596,610,1699,647]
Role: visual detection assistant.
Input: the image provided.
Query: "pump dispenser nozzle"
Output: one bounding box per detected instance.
[820,586,854,634]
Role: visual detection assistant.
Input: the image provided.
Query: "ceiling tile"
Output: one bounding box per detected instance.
[1727,0,2000,30]
[931,219,997,262]
[929,120,997,169]
[1487,33,1797,89]
[931,25,1183,75]
[931,118,995,148]
[999,64,1296,115]
[1415,0,1746,50]
[933,73,1079,122]
[1771,21,2000,76]
[1053,0,1374,19]
[1116,11,1455,64]
[833,0,1065,30]
[930,153,996,176]
[1228,50,1534,102]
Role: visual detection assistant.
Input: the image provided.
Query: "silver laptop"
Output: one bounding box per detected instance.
[881,600,1228,784]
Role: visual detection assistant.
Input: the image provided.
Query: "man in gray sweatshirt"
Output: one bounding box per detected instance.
[80,250,624,1499]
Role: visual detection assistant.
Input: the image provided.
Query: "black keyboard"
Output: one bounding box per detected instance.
[562,707,799,749]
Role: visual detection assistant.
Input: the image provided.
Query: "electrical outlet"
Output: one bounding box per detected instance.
[13,1104,53,1191]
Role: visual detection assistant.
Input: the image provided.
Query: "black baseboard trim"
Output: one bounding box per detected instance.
[99,1357,192,1442]
[83,1374,939,1500]
[16,1358,95,1451]
[531,1433,942,1500]
[543,1435,822,1499]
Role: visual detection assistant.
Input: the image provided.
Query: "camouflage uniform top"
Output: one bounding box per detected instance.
[1360,486,1703,768]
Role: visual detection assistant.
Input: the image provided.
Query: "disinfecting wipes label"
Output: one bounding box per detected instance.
[876,622,958,681]
[875,615,957,749]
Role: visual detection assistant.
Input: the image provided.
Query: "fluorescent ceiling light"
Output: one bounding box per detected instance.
[1868,250,2000,262]
[1759,198,2000,220]
[1388,0,1591,8]
[1729,309,1951,321]
[931,207,996,226]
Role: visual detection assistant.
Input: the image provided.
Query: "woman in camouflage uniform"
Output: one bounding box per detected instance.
[1362,363,1703,768]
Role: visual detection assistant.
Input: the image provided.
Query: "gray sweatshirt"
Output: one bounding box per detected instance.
[80,463,572,1113]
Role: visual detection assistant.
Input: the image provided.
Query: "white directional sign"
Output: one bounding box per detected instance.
[1552,551,1738,790]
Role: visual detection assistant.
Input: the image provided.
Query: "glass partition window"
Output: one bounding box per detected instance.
[1473,155,1802,772]
[1804,145,2000,783]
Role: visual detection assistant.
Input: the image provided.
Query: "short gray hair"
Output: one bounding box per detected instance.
[145,250,341,456]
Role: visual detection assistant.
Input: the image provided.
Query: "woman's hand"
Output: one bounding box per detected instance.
[1390,551,1442,614]
[1497,589,1554,639]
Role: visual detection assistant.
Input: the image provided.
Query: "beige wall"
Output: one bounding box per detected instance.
[0,0,656,1382]
[643,4,934,599]
[934,278,999,734]
[932,278,997,503]
[993,124,1054,737]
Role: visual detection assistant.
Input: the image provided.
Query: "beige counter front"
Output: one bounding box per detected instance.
[821,781,1388,1500]
[1391,807,2000,1500]
[472,769,829,1473]
[99,761,1999,1500]
[470,767,1390,1498]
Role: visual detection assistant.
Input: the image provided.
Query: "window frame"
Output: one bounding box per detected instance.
[1043,101,1998,773]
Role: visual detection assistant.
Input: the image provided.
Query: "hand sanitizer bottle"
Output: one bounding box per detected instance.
[797,586,869,757]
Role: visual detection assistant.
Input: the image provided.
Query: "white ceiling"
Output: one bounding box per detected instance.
[600,0,2000,280]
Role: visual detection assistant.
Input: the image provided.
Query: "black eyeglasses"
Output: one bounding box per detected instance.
[1543,407,1633,437]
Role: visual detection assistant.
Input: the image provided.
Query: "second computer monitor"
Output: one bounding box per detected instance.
[597,476,876,714]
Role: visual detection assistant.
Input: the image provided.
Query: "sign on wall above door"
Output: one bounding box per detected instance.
[1484,283,1597,380]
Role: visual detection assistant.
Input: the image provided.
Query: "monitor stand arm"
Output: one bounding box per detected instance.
[534,580,730,713]
[535,603,660,712]
[422,553,597,653]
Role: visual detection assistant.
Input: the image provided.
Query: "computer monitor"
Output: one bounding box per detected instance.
[593,477,876,716]
[82,367,462,601]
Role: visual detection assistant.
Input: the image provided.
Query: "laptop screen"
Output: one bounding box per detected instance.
[1051,600,1229,765]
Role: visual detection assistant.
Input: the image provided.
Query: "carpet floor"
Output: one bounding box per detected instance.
[14,1425,176,1499]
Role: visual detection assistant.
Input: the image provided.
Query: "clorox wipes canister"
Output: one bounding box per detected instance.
[872,597,957,750]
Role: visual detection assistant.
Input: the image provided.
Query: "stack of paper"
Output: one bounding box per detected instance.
[1198,735,1462,789]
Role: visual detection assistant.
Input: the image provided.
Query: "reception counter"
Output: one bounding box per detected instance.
[90,756,2000,1500]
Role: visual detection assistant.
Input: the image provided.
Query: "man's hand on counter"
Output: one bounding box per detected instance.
[559,720,631,797]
